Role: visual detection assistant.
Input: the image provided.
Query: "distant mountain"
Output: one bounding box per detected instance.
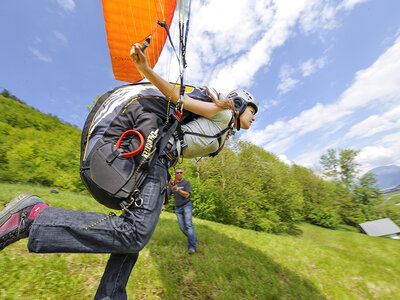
[365,165,400,190]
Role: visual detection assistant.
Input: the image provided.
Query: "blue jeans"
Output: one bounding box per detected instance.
[28,158,168,300]
[175,201,198,250]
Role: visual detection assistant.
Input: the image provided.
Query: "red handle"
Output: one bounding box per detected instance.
[168,177,177,187]
[115,130,145,158]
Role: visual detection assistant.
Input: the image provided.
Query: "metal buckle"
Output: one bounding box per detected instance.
[132,189,143,207]
[134,197,143,207]
[175,95,184,114]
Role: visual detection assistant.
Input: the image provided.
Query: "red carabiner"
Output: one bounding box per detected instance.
[168,178,177,188]
[115,130,145,158]
[175,109,182,121]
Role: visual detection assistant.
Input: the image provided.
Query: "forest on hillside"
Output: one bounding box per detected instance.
[1,91,398,232]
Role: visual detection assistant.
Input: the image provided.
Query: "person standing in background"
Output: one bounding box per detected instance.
[167,167,198,254]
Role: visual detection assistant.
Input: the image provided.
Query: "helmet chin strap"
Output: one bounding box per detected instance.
[235,111,241,131]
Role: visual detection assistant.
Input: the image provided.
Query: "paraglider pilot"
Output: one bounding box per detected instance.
[0,43,258,299]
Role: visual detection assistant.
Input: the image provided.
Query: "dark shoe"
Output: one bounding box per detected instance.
[188,248,196,255]
[0,193,48,250]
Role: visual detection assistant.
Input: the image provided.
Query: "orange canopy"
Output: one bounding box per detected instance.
[102,0,177,83]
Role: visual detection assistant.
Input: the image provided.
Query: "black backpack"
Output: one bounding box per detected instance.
[80,83,227,210]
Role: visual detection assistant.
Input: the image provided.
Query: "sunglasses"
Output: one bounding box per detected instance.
[175,172,183,174]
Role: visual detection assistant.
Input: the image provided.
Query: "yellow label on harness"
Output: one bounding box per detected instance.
[142,129,159,159]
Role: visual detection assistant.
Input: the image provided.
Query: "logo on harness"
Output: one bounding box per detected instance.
[142,129,159,159]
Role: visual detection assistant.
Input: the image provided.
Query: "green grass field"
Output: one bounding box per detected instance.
[1,182,399,299]
[380,190,400,224]
[383,190,400,204]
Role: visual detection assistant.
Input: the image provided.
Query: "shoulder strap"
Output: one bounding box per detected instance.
[183,115,234,139]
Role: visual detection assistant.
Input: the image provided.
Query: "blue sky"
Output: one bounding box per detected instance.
[1,0,400,174]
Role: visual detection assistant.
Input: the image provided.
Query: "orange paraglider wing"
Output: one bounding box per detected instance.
[102,0,177,83]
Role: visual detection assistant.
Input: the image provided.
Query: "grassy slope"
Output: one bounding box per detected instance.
[380,191,400,224]
[383,190,400,205]
[0,182,399,299]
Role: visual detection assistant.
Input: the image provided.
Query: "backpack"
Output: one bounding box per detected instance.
[80,83,229,210]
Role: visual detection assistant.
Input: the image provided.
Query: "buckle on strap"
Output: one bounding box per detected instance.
[132,189,143,208]
[175,95,184,121]
[119,189,143,210]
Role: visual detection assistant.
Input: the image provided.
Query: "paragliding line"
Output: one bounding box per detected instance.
[157,20,180,63]
[175,0,192,113]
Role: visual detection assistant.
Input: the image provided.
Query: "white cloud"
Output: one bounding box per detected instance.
[299,0,368,34]
[156,0,353,95]
[277,154,292,166]
[301,57,327,77]
[56,0,75,12]
[345,105,400,139]
[277,77,299,95]
[273,55,327,94]
[300,60,315,77]
[29,47,52,63]
[156,0,322,93]
[277,64,299,94]
[338,37,400,110]
[155,0,397,173]
[356,131,400,173]
[260,98,279,113]
[299,1,338,34]
[276,56,327,94]
[207,0,310,93]
[243,101,352,153]
[54,31,68,45]
[243,35,400,170]
[294,149,325,171]
[339,136,398,176]
[338,0,369,11]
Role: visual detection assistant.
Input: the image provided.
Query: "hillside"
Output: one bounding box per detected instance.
[0,93,84,191]
[0,182,399,299]
[381,190,400,223]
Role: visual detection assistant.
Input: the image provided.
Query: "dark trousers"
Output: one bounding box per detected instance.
[28,159,168,299]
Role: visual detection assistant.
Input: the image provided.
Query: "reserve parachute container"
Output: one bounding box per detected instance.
[80,83,177,209]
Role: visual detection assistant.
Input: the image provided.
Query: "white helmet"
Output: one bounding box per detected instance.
[227,89,258,130]
[227,89,259,115]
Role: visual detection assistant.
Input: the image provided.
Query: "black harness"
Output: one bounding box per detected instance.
[80,83,232,210]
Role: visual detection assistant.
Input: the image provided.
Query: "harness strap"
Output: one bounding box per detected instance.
[209,129,232,157]
[175,124,187,149]
[183,115,234,139]
[183,125,231,139]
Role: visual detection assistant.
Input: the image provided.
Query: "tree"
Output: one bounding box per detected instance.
[353,173,383,221]
[320,149,339,179]
[319,148,383,226]
[291,164,340,228]
[1,89,11,98]
[338,149,360,188]
[0,96,84,191]
[86,94,100,112]
[320,148,360,188]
